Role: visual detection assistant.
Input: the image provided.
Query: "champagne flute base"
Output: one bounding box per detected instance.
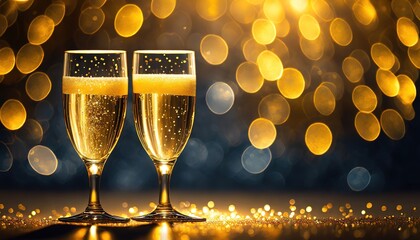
[59,211,129,224]
[132,208,205,222]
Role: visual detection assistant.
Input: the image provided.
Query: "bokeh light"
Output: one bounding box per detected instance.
[299,14,320,41]
[397,74,416,105]
[17,119,43,145]
[263,0,284,23]
[236,61,264,93]
[248,118,276,149]
[258,94,290,125]
[371,43,395,70]
[311,0,334,22]
[354,112,380,141]
[79,7,105,35]
[151,0,176,19]
[27,145,58,176]
[0,47,15,75]
[196,0,227,21]
[230,0,256,24]
[221,21,243,46]
[408,41,420,68]
[0,14,8,37]
[376,69,400,97]
[257,50,283,81]
[290,0,308,12]
[114,4,143,38]
[347,167,371,191]
[27,15,55,45]
[352,0,377,26]
[305,122,332,155]
[277,68,305,99]
[25,72,52,101]
[200,34,229,65]
[299,33,325,60]
[329,18,352,47]
[396,17,419,47]
[206,82,234,115]
[380,109,405,140]
[0,142,13,172]
[0,99,26,131]
[242,38,266,63]
[352,85,377,113]
[342,57,363,83]
[252,18,276,45]
[314,84,335,116]
[45,2,66,26]
[16,43,44,74]
[241,146,272,174]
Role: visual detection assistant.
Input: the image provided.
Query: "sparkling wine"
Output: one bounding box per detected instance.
[133,74,196,161]
[63,76,127,162]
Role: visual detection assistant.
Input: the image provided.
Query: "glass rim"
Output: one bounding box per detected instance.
[65,50,126,54]
[133,50,194,54]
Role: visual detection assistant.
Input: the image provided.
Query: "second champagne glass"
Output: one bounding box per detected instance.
[60,50,129,223]
[131,50,205,222]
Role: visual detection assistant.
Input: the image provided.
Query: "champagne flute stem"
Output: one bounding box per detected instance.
[155,161,175,211]
[85,161,104,212]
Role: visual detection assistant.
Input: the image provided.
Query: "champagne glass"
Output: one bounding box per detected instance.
[60,50,129,223]
[131,50,205,222]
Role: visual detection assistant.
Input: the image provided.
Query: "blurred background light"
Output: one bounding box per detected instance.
[277,68,305,99]
[252,18,276,45]
[241,146,271,174]
[305,122,332,155]
[0,47,15,75]
[27,145,58,176]
[380,109,405,140]
[16,43,44,74]
[258,94,290,125]
[314,84,335,116]
[352,85,377,113]
[206,82,234,115]
[196,0,227,21]
[200,34,229,65]
[27,15,54,45]
[329,18,352,46]
[79,6,105,35]
[44,2,66,26]
[236,61,264,93]
[299,14,320,41]
[114,4,143,38]
[347,167,371,191]
[25,72,52,101]
[257,50,283,81]
[354,112,380,141]
[0,99,26,131]
[0,142,13,172]
[248,118,276,149]
[342,57,363,83]
[376,69,400,97]
[151,0,176,19]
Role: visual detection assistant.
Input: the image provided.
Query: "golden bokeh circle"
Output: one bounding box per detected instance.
[352,85,377,113]
[252,18,276,45]
[242,38,266,63]
[248,118,277,149]
[196,0,227,21]
[299,14,320,41]
[0,47,15,75]
[45,2,66,26]
[258,94,290,125]
[200,34,229,65]
[354,112,380,141]
[151,0,176,19]
[314,84,335,116]
[114,4,144,38]
[230,0,256,24]
[222,21,243,46]
[408,41,420,68]
[352,0,377,26]
[257,50,283,81]
[305,122,332,155]
[25,72,52,101]
[277,68,305,99]
[350,49,371,72]
[299,34,325,60]
[263,0,285,23]
[275,19,290,38]
[0,99,27,131]
[16,43,44,74]
[329,18,352,46]
[16,0,34,11]
[371,43,395,70]
[236,61,264,93]
[311,0,334,22]
[0,14,7,37]
[380,109,405,140]
[79,7,105,35]
[27,15,55,45]
[342,57,363,83]
[397,17,419,47]
[397,74,416,105]
[291,0,308,12]
[376,69,400,97]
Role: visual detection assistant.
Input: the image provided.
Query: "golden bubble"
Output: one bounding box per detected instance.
[291,0,308,12]
[28,145,58,176]
[236,62,264,93]
[322,72,344,100]
[397,74,416,104]
[299,14,320,41]
[277,68,305,99]
[252,19,276,45]
[230,0,256,24]
[222,21,243,45]
[350,49,370,72]
[0,47,15,75]
[242,38,266,63]
[371,43,395,70]
[196,0,227,21]
[16,0,34,11]
[200,34,228,65]
[376,69,400,97]
[408,41,420,68]
[352,0,377,26]
[263,0,284,23]
[314,84,335,116]
[0,14,7,37]
[391,0,414,19]
[257,50,283,81]
[0,99,26,131]
[275,19,290,38]
[352,85,377,113]
[248,118,277,149]
[79,7,105,35]
[300,34,324,61]
[329,18,352,46]
[27,15,54,45]
[397,17,419,47]
[354,112,380,141]
[305,122,332,155]
[380,109,405,140]
[342,57,363,83]
[89,0,107,8]
[45,2,66,26]
[25,72,52,101]
[311,0,334,22]
[16,43,44,74]
[151,0,176,19]
[258,94,290,125]
[114,4,143,38]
